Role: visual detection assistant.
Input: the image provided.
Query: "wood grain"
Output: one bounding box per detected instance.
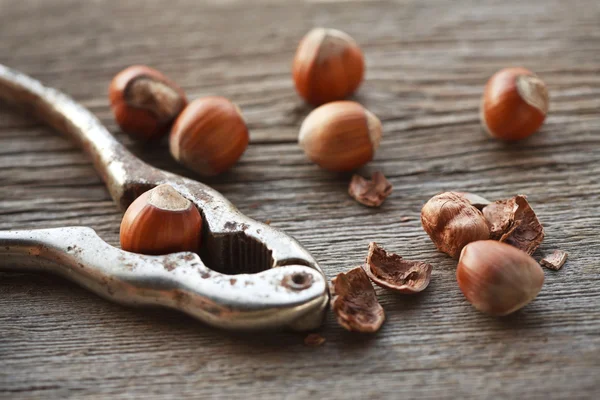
[1,0,599,398]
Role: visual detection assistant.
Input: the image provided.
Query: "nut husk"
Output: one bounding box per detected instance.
[330,266,385,333]
[482,195,544,255]
[363,242,432,294]
[421,192,490,258]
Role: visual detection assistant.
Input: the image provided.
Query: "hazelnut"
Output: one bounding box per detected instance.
[421,192,490,259]
[120,184,202,255]
[299,101,382,171]
[481,67,549,141]
[169,97,249,176]
[457,241,544,316]
[109,65,187,140]
[292,28,365,105]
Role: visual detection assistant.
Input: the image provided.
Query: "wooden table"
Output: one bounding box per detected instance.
[1,0,599,398]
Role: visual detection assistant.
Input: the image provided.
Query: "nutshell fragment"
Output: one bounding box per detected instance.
[348,171,392,207]
[330,267,385,333]
[540,250,568,271]
[363,242,432,294]
[483,195,544,255]
[482,197,518,240]
[304,333,326,347]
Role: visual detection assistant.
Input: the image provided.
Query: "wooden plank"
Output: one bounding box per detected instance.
[1,0,599,398]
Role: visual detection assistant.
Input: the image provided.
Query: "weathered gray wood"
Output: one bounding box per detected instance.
[1,0,599,398]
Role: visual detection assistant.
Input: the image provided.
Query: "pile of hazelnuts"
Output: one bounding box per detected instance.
[110,27,553,322]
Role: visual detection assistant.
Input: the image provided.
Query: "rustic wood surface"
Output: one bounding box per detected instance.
[1,0,599,398]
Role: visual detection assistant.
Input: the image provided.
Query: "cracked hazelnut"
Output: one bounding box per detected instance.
[457,241,544,316]
[169,97,249,176]
[120,184,202,255]
[109,65,187,140]
[481,67,549,141]
[421,192,490,259]
[363,242,432,294]
[299,101,382,171]
[330,266,385,333]
[293,28,364,105]
[482,195,544,255]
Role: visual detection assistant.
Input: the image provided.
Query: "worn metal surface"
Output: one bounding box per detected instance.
[0,64,328,331]
[1,0,599,399]
[0,227,327,330]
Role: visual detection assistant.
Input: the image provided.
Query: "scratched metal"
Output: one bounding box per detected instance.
[0,64,329,331]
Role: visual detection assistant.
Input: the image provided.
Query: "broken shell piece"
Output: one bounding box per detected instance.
[348,171,392,207]
[363,242,432,294]
[482,197,518,240]
[540,250,568,271]
[483,195,544,255]
[456,192,492,210]
[304,333,326,347]
[330,267,385,333]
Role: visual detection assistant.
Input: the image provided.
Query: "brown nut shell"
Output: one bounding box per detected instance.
[299,101,382,171]
[482,195,544,255]
[348,171,392,207]
[120,184,202,255]
[480,67,549,141]
[330,266,385,333]
[363,242,432,294]
[421,192,490,259]
[457,240,544,316]
[109,65,187,140]
[540,250,568,271]
[304,333,326,347]
[169,97,249,176]
[293,28,364,105]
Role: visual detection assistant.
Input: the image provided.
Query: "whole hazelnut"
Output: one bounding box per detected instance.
[421,192,490,258]
[169,97,249,176]
[481,67,549,141]
[299,101,382,171]
[109,65,187,140]
[457,240,544,316]
[292,28,365,106]
[120,184,202,255]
